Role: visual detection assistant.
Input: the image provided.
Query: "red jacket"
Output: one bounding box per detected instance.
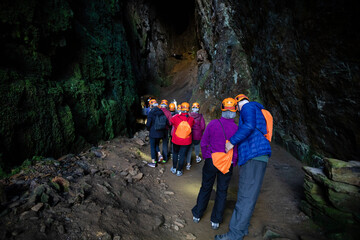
[170,113,195,145]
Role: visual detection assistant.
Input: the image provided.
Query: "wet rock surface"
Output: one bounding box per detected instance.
[301,158,360,239]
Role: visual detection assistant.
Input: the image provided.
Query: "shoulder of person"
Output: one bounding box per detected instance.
[207,119,218,127]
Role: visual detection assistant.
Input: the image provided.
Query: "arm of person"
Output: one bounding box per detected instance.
[229,105,257,145]
[170,115,176,126]
[200,121,213,159]
[146,111,153,130]
[200,115,206,133]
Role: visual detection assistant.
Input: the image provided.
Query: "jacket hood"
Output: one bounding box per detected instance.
[246,101,264,110]
[152,107,164,115]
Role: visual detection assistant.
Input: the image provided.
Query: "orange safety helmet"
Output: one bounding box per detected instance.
[234,94,249,102]
[169,103,175,111]
[160,99,168,106]
[181,102,190,111]
[177,105,181,110]
[221,98,237,112]
[192,102,200,108]
[149,99,157,105]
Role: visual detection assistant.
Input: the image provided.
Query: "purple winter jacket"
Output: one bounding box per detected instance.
[189,112,205,141]
[200,117,238,166]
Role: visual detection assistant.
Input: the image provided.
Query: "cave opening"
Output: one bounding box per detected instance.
[123,0,200,103]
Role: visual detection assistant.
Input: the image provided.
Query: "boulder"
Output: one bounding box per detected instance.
[134,138,145,146]
[327,188,360,213]
[303,167,360,197]
[323,158,360,187]
[51,176,70,192]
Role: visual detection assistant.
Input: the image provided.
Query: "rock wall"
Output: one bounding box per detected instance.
[302,158,360,239]
[0,0,137,170]
[193,0,253,118]
[194,0,360,162]
[123,0,199,96]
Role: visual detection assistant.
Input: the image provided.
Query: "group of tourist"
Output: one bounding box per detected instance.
[143,94,272,240]
[144,97,206,177]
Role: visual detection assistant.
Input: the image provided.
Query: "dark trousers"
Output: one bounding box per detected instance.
[227,159,267,240]
[192,158,233,223]
[172,144,190,171]
[149,137,161,160]
[161,129,169,161]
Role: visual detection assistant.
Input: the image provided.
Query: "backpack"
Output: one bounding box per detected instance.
[257,109,273,142]
[175,116,192,139]
[154,113,167,131]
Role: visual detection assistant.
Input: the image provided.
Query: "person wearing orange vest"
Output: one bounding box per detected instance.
[159,99,172,163]
[192,98,238,230]
[186,102,206,170]
[170,102,195,176]
[215,94,271,240]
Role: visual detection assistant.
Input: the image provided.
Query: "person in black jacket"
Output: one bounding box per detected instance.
[146,99,168,167]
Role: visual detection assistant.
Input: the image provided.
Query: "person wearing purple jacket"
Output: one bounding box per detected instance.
[186,102,206,170]
[160,99,172,163]
[192,98,238,230]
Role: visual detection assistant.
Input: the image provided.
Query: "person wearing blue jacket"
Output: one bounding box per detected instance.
[146,99,168,168]
[215,94,271,240]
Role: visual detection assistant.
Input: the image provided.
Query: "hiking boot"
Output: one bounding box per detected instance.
[193,216,200,223]
[170,167,176,174]
[211,221,219,230]
[196,156,202,163]
[176,170,183,177]
[148,162,157,168]
[186,164,191,170]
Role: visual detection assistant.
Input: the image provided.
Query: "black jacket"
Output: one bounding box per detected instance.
[146,107,167,138]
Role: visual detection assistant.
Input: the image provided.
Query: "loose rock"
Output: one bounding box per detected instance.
[31,203,44,212]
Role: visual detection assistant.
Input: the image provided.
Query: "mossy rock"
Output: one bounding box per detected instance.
[327,188,360,213]
[303,166,360,197]
[323,158,360,187]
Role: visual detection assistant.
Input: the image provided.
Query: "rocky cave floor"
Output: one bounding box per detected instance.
[0,129,328,240]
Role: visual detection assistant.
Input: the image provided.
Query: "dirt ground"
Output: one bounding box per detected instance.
[0,129,327,240]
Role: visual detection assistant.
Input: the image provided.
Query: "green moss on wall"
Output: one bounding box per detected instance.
[0,0,138,170]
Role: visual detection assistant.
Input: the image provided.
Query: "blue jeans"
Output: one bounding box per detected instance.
[161,129,169,161]
[227,159,267,240]
[172,144,190,171]
[186,140,201,164]
[149,137,161,161]
[192,158,233,223]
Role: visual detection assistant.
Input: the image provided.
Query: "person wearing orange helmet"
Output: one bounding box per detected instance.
[169,103,176,115]
[215,94,271,240]
[146,99,168,168]
[192,98,239,231]
[170,102,195,176]
[185,102,206,170]
[159,99,172,163]
[176,104,182,114]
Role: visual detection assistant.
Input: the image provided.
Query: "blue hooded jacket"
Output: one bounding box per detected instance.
[229,101,271,166]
